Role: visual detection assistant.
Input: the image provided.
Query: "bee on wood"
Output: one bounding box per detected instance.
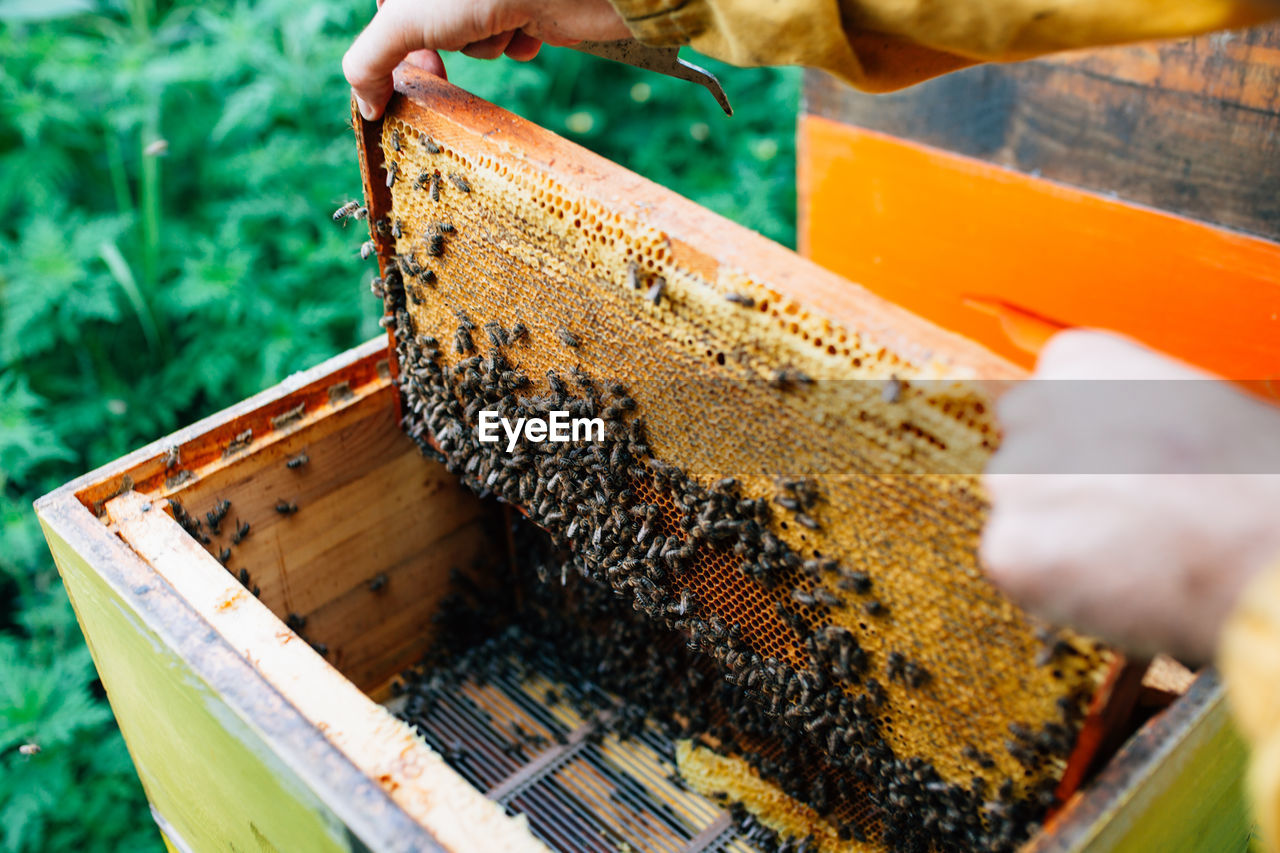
[389,129,401,152]
[285,452,309,470]
[162,445,180,469]
[332,201,361,222]
[286,612,306,631]
[238,568,250,585]
[312,641,328,657]
[206,499,231,533]
[725,292,755,308]
[645,276,666,306]
[360,240,375,260]
[419,133,441,153]
[557,328,580,348]
[231,519,250,544]
[274,500,297,515]
[368,573,388,592]
[217,547,231,565]
[447,173,471,193]
[252,585,260,598]
[384,160,398,188]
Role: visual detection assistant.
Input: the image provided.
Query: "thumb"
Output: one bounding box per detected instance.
[343,0,475,119]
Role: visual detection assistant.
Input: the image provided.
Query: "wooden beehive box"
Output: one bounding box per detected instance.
[36,28,1278,850]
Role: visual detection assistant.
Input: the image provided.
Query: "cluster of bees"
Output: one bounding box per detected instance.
[339,141,1090,850]
[376,290,1089,851]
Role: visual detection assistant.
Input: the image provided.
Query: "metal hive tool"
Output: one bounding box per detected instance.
[356,68,1128,852]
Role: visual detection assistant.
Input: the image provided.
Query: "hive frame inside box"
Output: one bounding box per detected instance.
[35,337,1251,853]
[34,69,1253,851]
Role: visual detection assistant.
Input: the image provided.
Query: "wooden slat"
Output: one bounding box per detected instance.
[803,24,1280,242]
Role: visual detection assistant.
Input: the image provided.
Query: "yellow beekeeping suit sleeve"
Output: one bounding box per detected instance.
[607,0,1279,91]
[1220,558,1280,853]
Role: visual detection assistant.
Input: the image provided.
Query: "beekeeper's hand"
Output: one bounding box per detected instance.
[344,0,629,120]
[980,329,1280,664]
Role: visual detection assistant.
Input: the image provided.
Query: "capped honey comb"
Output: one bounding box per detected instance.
[361,69,1119,852]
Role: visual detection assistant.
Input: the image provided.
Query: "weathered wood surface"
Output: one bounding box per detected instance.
[804,24,1280,242]
[1026,673,1251,853]
[161,385,495,694]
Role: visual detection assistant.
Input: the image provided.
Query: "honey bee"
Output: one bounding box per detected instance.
[389,129,401,152]
[429,172,440,201]
[218,547,231,564]
[274,499,298,515]
[790,588,816,607]
[625,261,641,290]
[557,328,580,348]
[286,612,307,631]
[864,599,886,616]
[425,233,444,256]
[18,743,40,756]
[447,173,471,193]
[795,513,820,530]
[231,519,250,544]
[384,160,398,188]
[882,375,903,404]
[332,201,361,222]
[419,133,441,153]
[725,292,755,308]
[238,567,250,585]
[285,452,309,469]
[812,586,843,608]
[771,367,814,388]
[645,276,666,306]
[368,573,388,592]
[360,240,375,260]
[510,322,529,344]
[391,219,404,239]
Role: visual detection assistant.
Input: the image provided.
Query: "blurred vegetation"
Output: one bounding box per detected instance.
[0,0,797,849]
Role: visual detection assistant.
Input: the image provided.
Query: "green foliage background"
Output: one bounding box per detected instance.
[0,0,797,849]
